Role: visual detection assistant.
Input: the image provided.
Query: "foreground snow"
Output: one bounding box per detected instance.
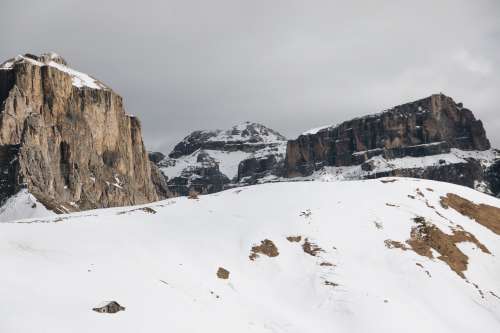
[0,190,56,222]
[0,179,499,332]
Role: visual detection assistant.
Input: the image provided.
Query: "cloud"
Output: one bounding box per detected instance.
[1,0,499,152]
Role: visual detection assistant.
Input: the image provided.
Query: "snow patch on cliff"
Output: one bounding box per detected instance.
[0,54,106,90]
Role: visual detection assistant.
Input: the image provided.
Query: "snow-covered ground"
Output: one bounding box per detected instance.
[0,190,56,222]
[0,178,499,332]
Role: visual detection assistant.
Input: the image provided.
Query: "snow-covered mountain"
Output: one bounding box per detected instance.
[0,178,499,332]
[154,122,287,196]
[286,94,500,197]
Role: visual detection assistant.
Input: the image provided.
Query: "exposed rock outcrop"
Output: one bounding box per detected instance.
[0,53,167,213]
[154,122,286,196]
[285,94,498,193]
[286,94,490,176]
[486,160,500,198]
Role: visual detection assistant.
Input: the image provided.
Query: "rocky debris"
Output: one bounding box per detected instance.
[154,122,287,196]
[286,235,302,243]
[249,239,279,260]
[216,267,230,279]
[92,301,126,314]
[285,94,498,194]
[0,53,169,213]
[302,238,324,257]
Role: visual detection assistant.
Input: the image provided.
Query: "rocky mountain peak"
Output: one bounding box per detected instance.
[0,52,107,90]
[150,122,287,196]
[284,93,499,196]
[0,53,168,216]
[1,52,68,68]
[169,122,286,159]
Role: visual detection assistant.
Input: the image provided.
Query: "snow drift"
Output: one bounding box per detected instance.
[0,178,499,332]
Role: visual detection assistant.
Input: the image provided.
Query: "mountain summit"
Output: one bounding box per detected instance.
[153,122,287,196]
[0,53,167,218]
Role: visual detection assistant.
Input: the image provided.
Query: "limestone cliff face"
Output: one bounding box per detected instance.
[0,53,164,212]
[286,94,491,177]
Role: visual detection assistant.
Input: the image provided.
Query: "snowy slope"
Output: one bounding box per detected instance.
[0,190,56,222]
[0,179,499,332]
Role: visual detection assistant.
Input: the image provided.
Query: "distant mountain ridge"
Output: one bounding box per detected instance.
[150,94,499,197]
[152,122,287,196]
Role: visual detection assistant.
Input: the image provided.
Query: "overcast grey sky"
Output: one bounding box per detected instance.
[1,0,499,152]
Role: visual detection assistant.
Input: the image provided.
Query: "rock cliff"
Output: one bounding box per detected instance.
[0,53,166,213]
[286,94,490,176]
[285,94,498,194]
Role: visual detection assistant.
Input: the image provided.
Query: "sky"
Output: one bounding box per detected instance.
[1,0,499,153]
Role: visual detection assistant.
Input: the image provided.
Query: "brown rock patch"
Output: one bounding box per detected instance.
[406,218,490,278]
[216,267,230,279]
[440,193,500,235]
[286,236,302,243]
[249,239,279,260]
[302,238,324,257]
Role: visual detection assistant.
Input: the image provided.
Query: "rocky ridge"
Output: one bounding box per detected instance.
[0,53,168,214]
[285,94,499,196]
[153,122,286,196]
